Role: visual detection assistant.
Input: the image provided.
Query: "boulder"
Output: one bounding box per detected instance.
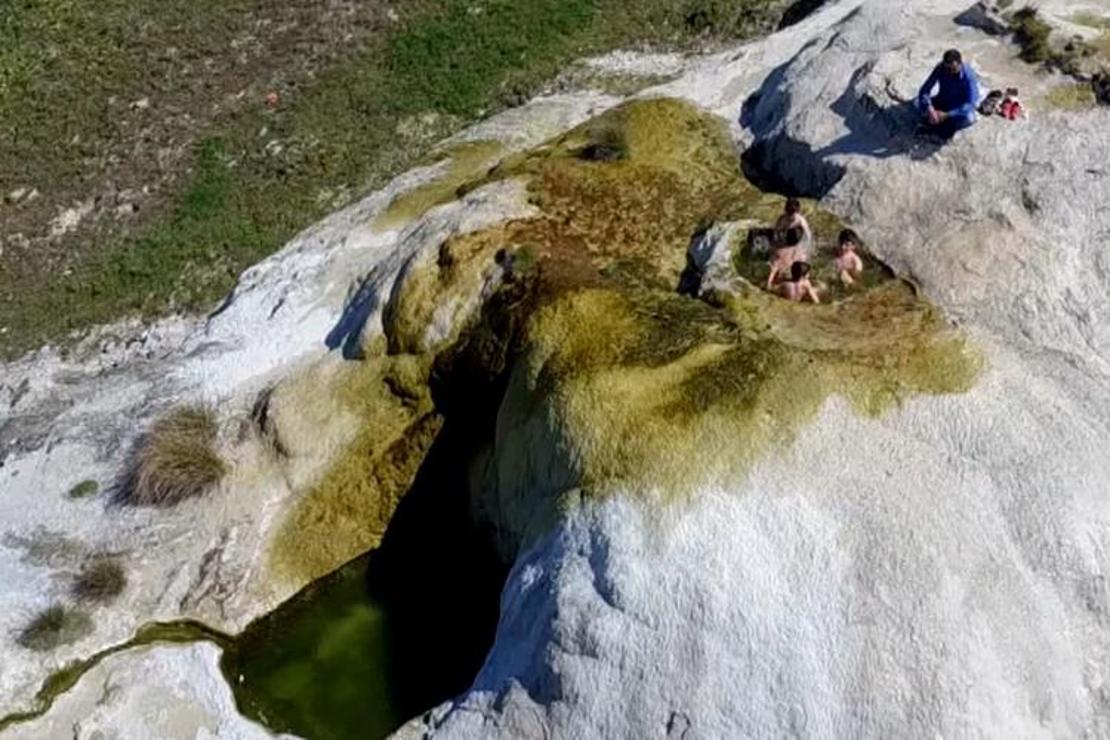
[676,221,747,298]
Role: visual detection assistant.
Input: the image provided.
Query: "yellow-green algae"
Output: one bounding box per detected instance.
[372,140,503,232]
[268,348,441,585]
[275,97,979,582]
[408,97,980,502]
[516,282,979,499]
[0,620,231,733]
[65,479,100,499]
[1043,82,1099,110]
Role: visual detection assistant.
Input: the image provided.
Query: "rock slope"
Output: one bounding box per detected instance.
[2,0,1109,737]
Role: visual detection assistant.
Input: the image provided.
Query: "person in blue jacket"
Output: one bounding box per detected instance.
[916,49,980,139]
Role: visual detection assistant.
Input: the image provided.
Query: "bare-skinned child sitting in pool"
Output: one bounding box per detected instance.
[777,260,820,304]
[835,229,864,285]
[774,197,812,254]
[767,227,805,290]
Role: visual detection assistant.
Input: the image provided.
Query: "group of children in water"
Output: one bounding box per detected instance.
[765,198,863,304]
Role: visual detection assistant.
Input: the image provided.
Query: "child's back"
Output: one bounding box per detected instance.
[778,261,819,303]
[767,227,805,289]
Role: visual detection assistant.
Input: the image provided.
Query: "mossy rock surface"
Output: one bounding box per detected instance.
[269,98,981,574]
[65,480,100,499]
[442,98,979,506]
[515,281,978,500]
[267,351,441,585]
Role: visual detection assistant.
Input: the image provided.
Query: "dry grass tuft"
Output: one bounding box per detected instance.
[117,406,227,507]
[72,558,128,604]
[16,605,94,651]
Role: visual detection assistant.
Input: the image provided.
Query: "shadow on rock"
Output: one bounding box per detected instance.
[326,264,390,360]
[366,420,508,721]
[778,0,827,30]
[366,279,531,720]
[740,58,946,198]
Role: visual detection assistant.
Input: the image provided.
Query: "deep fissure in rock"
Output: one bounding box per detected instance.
[221,279,534,739]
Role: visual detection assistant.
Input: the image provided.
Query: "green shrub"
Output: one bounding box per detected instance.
[1012,7,1054,63]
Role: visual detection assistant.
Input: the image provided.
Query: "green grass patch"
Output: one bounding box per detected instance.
[71,557,128,604]
[1043,82,1098,110]
[0,0,787,358]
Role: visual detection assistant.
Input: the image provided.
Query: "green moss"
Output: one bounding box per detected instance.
[267,352,441,586]
[372,140,503,231]
[65,479,99,499]
[1043,82,1099,110]
[518,282,979,498]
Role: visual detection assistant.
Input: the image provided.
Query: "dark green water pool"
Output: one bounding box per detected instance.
[221,555,400,740]
[220,420,509,739]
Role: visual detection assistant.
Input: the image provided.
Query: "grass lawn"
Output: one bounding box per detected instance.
[0,0,789,358]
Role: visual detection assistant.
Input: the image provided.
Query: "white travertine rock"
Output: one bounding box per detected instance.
[3,642,280,740]
[4,0,1110,736]
[408,1,1110,738]
[679,221,748,298]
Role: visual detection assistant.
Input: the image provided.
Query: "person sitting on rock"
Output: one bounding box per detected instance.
[773,198,812,254]
[777,260,820,304]
[916,48,980,139]
[767,226,805,290]
[835,228,864,285]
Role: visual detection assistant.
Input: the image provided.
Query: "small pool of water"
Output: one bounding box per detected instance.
[219,422,508,740]
[220,556,400,740]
